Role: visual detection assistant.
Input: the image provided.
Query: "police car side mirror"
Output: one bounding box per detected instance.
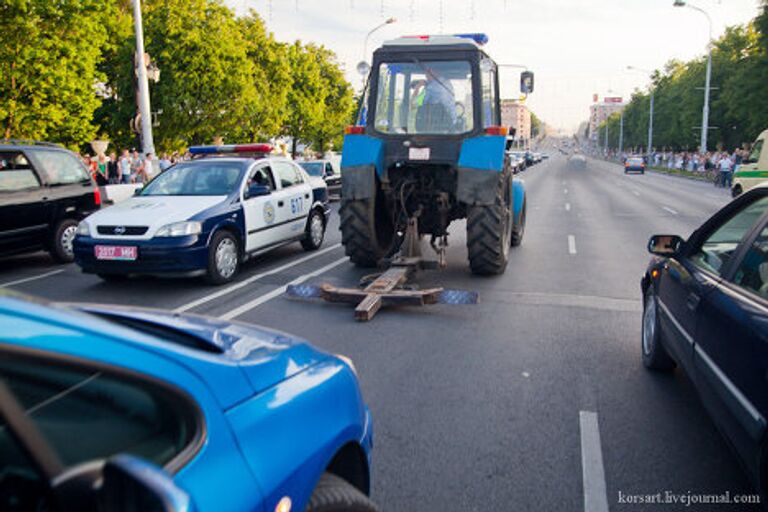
[246,184,271,199]
[648,234,684,256]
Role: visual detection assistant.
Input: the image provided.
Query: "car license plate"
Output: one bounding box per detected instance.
[95,245,137,261]
[409,147,430,160]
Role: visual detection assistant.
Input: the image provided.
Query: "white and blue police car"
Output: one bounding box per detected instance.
[73,144,330,284]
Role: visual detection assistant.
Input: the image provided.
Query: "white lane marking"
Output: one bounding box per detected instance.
[568,235,577,255]
[564,188,569,195]
[0,269,65,288]
[565,203,571,211]
[580,411,610,512]
[220,257,347,320]
[632,190,640,197]
[662,206,678,215]
[174,243,341,313]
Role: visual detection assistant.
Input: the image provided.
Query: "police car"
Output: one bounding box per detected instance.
[73,144,330,284]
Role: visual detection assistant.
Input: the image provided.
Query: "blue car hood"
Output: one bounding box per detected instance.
[74,304,329,408]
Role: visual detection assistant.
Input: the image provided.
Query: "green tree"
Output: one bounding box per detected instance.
[283,42,326,156]
[0,0,116,146]
[307,46,354,153]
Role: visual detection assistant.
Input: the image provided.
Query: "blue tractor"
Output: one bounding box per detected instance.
[340,33,531,275]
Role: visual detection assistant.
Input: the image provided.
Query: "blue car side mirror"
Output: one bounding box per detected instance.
[246,184,271,199]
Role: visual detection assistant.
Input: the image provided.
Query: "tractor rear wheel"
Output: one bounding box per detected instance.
[467,170,512,275]
[340,181,395,268]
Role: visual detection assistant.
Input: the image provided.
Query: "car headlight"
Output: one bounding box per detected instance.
[155,221,202,237]
[336,354,358,377]
[76,221,90,237]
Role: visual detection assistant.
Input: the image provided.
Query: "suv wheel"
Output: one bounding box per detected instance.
[307,473,379,512]
[50,219,79,263]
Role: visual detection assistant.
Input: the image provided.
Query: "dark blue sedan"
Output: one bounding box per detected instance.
[641,185,768,498]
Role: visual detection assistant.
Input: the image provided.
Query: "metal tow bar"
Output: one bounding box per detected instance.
[286,215,479,321]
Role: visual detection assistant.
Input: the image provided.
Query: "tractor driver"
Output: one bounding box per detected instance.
[415,67,457,133]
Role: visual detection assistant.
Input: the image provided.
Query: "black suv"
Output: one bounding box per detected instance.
[0,141,101,263]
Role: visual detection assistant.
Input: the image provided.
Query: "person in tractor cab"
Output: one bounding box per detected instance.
[416,67,457,133]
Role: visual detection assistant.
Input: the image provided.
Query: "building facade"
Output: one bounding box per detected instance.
[501,99,531,147]
[589,97,625,142]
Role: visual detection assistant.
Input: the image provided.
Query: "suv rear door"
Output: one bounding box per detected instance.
[0,151,48,255]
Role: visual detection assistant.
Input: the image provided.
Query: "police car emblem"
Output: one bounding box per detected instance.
[263,202,275,224]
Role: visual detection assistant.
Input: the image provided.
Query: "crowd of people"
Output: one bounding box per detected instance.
[599,146,752,188]
[79,149,183,186]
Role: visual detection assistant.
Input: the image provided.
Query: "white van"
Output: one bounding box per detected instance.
[732,129,768,197]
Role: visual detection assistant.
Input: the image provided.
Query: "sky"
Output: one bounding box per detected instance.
[225,0,763,133]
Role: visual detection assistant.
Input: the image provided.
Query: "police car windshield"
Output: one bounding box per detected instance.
[299,162,324,177]
[141,161,243,196]
[374,60,473,135]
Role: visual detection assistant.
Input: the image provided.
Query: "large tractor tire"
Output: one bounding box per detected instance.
[340,181,395,268]
[467,170,512,275]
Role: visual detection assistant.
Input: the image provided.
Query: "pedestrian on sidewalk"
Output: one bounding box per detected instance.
[107,152,120,184]
[719,153,734,189]
[119,149,132,184]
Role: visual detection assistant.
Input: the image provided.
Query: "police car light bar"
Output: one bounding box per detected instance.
[188,143,274,155]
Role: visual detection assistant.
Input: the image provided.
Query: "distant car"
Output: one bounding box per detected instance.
[641,185,768,500]
[300,160,341,199]
[0,141,101,263]
[533,152,542,163]
[524,151,535,167]
[0,291,376,512]
[541,153,550,160]
[732,128,767,198]
[74,144,330,284]
[624,156,646,174]
[506,152,525,173]
[508,151,528,171]
[568,154,587,170]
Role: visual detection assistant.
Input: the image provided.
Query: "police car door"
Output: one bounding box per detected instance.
[242,163,279,252]
[272,161,311,241]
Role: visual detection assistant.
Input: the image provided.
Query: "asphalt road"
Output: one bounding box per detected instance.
[1,146,758,511]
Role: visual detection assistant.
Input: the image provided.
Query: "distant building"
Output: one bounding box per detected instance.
[501,99,531,147]
[589,97,625,142]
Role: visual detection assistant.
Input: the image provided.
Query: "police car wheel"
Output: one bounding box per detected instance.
[641,287,676,371]
[49,218,79,263]
[206,231,240,285]
[301,208,325,251]
[307,472,379,512]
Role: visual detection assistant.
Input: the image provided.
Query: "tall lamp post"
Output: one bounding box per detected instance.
[363,17,397,64]
[627,66,655,156]
[132,0,155,157]
[674,0,712,153]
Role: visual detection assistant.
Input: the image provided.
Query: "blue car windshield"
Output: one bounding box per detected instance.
[141,162,243,196]
[300,162,324,177]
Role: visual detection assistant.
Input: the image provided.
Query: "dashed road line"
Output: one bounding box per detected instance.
[568,235,577,255]
[220,256,347,320]
[662,206,678,215]
[580,410,610,512]
[174,243,342,313]
[565,203,571,211]
[0,269,65,288]
[632,190,640,197]
[564,188,569,195]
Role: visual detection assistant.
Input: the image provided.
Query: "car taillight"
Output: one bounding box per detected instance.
[93,187,101,206]
[485,126,508,136]
[345,125,365,135]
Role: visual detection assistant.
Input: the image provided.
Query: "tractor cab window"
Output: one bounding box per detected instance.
[373,60,474,135]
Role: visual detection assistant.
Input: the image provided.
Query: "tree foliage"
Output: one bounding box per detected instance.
[598,1,768,152]
[0,0,116,146]
[2,0,354,153]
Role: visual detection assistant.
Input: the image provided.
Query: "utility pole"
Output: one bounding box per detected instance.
[133,0,155,157]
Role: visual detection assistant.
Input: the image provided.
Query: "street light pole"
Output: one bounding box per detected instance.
[619,110,624,155]
[363,17,397,62]
[132,0,155,157]
[674,0,712,153]
[627,66,655,155]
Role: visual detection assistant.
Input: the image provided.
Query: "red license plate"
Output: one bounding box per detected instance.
[95,245,137,261]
